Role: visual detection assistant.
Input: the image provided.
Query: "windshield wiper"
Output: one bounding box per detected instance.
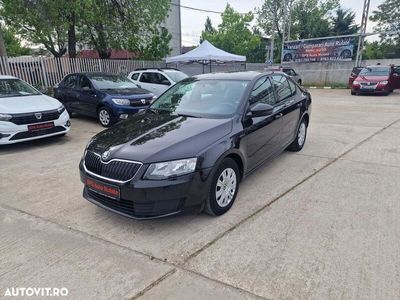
[175,113,200,118]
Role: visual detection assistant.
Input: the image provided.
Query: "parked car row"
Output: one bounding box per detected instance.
[0,68,188,144]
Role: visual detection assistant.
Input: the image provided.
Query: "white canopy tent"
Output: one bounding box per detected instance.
[165,41,246,72]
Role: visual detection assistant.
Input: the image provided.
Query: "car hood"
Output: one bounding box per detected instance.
[104,88,153,98]
[0,94,62,114]
[87,113,233,163]
[356,75,389,82]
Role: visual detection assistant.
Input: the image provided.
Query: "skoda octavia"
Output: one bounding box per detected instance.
[80,71,311,219]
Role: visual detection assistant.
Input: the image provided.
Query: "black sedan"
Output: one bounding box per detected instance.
[54,72,155,127]
[79,71,311,219]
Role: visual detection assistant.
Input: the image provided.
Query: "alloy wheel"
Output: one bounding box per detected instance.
[99,109,110,126]
[298,122,306,146]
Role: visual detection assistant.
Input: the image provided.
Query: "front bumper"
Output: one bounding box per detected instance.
[80,161,213,219]
[111,105,148,119]
[352,85,390,94]
[0,111,71,145]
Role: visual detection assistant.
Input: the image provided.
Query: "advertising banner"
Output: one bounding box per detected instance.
[282,37,355,63]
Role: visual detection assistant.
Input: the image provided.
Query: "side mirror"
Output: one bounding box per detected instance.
[248,103,274,118]
[161,80,171,86]
[137,84,142,88]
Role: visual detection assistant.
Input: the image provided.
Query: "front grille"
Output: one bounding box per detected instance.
[130,98,152,107]
[10,126,66,140]
[84,151,141,182]
[10,108,62,125]
[87,189,183,218]
[87,189,156,217]
[360,82,378,86]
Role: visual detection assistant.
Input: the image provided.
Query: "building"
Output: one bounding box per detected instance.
[165,0,182,56]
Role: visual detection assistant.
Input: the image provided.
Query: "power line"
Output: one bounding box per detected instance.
[170,2,256,15]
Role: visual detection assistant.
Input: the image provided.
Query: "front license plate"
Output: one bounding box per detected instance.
[85,177,120,200]
[28,122,54,132]
[361,86,375,91]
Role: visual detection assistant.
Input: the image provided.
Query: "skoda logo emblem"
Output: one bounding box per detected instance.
[34,112,42,120]
[141,99,146,105]
[102,150,111,160]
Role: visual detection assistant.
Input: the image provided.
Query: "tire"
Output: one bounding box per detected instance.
[98,107,115,127]
[204,158,240,216]
[351,91,356,95]
[287,118,307,152]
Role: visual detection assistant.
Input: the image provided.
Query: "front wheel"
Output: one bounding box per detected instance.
[204,158,240,216]
[287,118,307,152]
[98,107,115,127]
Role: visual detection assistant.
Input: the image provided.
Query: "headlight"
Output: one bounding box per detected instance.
[353,80,360,85]
[112,98,130,106]
[57,105,66,114]
[0,113,12,121]
[144,158,197,180]
[379,80,388,85]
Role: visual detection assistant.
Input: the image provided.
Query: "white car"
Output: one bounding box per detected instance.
[128,68,188,96]
[0,75,71,145]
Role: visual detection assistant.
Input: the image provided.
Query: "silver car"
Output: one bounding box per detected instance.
[265,67,302,85]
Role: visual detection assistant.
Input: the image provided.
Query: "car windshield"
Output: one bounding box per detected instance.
[0,79,41,98]
[359,67,390,76]
[163,70,188,83]
[89,74,138,90]
[149,78,249,118]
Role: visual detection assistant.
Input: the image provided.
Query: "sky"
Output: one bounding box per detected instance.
[180,0,384,46]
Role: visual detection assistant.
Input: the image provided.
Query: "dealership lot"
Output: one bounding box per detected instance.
[1,89,400,299]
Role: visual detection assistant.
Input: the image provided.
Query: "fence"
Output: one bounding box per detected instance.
[0,56,164,88]
[0,55,399,88]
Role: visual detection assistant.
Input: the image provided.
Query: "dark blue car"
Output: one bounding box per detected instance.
[54,72,155,127]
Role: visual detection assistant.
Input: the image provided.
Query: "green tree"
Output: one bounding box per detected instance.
[330,7,359,35]
[2,27,31,56]
[80,0,171,59]
[257,0,339,40]
[201,4,264,62]
[290,0,339,39]
[138,27,171,60]
[370,0,400,44]
[1,0,70,57]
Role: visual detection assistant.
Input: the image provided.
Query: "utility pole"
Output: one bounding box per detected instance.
[355,0,370,67]
[0,25,8,57]
[280,0,288,64]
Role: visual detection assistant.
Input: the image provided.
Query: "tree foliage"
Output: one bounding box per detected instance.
[370,0,400,44]
[257,0,339,41]
[2,27,31,56]
[201,5,264,62]
[1,0,172,59]
[330,7,359,36]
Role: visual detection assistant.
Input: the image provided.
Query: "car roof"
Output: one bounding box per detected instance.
[0,75,18,80]
[193,71,269,81]
[66,72,119,77]
[364,65,390,69]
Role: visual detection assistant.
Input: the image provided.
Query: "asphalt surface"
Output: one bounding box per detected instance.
[1,89,400,299]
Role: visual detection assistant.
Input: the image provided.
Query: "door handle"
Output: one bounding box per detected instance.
[275,113,283,119]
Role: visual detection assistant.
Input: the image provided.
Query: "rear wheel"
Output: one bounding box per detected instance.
[204,158,240,216]
[287,118,307,152]
[351,91,356,95]
[98,107,115,127]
